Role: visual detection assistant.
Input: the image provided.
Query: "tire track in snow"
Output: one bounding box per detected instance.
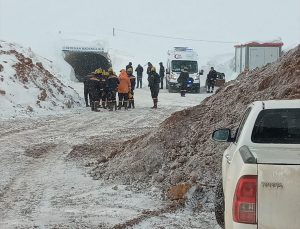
[0,143,71,226]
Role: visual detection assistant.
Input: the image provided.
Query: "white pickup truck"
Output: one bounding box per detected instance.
[212,99,300,229]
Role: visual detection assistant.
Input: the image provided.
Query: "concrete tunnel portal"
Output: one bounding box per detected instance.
[62,46,111,82]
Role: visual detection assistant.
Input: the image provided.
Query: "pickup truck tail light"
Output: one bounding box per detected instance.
[233,175,257,224]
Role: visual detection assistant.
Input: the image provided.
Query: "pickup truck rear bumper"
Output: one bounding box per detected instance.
[231,223,257,229]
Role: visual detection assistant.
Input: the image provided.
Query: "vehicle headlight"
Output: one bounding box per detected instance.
[170,74,177,80]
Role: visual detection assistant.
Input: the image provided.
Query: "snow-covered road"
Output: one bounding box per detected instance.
[0,85,219,228]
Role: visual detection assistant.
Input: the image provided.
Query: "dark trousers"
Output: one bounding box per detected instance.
[180,84,187,96]
[118,93,128,104]
[150,87,159,99]
[90,91,100,102]
[136,77,142,88]
[207,81,215,92]
[90,92,100,111]
[160,76,164,89]
[84,89,91,106]
[102,89,108,101]
[108,91,117,102]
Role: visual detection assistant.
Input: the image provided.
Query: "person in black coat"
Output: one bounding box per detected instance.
[135,64,144,88]
[107,68,120,111]
[126,62,133,71]
[177,67,189,97]
[206,67,217,93]
[106,67,120,111]
[146,62,153,78]
[88,73,102,112]
[159,62,165,89]
[95,71,107,109]
[148,66,160,109]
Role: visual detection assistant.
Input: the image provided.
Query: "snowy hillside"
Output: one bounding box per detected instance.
[0,41,83,118]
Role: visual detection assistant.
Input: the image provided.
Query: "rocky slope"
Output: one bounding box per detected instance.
[0,41,83,118]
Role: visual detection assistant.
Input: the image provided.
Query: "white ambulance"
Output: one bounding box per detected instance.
[166,47,202,93]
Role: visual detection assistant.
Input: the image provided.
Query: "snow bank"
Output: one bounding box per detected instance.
[0,41,84,118]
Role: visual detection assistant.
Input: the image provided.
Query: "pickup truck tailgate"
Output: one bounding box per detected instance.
[257,164,300,229]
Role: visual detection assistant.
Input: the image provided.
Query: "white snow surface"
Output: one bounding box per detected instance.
[0,82,220,228]
[0,41,84,119]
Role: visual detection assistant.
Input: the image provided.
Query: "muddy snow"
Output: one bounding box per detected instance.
[0,86,219,228]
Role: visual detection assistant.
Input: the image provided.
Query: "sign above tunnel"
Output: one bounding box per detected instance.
[62,46,105,52]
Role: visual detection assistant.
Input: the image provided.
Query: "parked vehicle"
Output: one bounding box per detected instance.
[212,99,300,229]
[166,47,202,93]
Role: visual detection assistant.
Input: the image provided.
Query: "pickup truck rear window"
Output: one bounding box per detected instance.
[251,109,300,144]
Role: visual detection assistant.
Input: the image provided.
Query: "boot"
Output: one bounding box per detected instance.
[102,101,107,109]
[93,101,98,111]
[128,101,132,109]
[118,102,122,110]
[91,101,95,111]
[114,101,117,111]
[94,102,100,112]
[108,102,113,111]
[152,99,157,109]
[132,100,135,109]
[124,101,128,110]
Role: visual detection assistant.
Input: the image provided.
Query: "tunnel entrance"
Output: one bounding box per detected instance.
[63,50,111,82]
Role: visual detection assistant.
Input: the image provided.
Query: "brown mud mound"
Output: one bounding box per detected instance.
[90,46,300,204]
[24,143,57,158]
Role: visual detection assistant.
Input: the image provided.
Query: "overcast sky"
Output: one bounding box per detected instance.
[0,0,300,68]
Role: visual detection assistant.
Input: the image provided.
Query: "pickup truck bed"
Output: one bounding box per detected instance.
[212,99,300,229]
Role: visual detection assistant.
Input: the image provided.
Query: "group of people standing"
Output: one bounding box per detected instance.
[83,67,129,112]
[177,66,219,96]
[134,62,165,90]
[83,62,219,112]
[83,62,162,112]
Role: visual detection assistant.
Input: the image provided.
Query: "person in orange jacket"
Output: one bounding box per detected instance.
[118,69,131,110]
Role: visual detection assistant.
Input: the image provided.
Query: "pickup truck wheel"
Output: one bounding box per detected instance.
[214,179,225,229]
